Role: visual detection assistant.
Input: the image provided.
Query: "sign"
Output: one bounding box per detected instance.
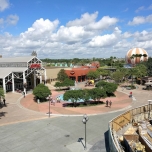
[30,64,41,69]
[70,71,75,75]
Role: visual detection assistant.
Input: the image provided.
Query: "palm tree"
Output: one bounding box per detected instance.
[143,54,148,61]
[130,54,135,65]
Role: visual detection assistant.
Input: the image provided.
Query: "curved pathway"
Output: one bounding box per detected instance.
[0,83,151,152]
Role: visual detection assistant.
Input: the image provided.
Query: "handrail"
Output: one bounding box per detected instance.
[108,103,152,151]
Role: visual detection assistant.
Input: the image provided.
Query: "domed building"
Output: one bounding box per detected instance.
[125,48,148,65]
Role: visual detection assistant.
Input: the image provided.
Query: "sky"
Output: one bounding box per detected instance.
[0,0,152,59]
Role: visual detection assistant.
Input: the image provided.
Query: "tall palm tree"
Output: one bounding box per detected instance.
[130,54,135,65]
[143,54,148,61]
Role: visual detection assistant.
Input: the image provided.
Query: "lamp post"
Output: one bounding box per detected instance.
[82,114,89,150]
[148,100,152,119]
[48,95,52,117]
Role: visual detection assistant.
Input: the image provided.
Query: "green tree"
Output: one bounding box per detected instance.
[62,78,75,87]
[103,82,117,95]
[112,71,124,83]
[87,71,100,80]
[33,84,51,102]
[81,89,90,103]
[144,57,152,76]
[63,90,83,107]
[54,81,63,90]
[57,69,68,82]
[135,64,147,78]
[127,68,138,86]
[54,78,74,90]
[0,87,5,99]
[95,80,117,96]
[88,88,106,101]
[97,68,110,77]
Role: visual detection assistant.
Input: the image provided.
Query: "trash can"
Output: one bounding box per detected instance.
[37,99,40,104]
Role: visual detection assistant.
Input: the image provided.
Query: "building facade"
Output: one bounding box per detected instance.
[65,66,97,82]
[0,56,46,93]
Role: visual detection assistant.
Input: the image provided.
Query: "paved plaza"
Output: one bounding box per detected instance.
[0,83,152,152]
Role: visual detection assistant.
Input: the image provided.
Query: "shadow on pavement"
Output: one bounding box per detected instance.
[104,130,110,152]
[0,111,7,119]
[77,137,85,149]
[86,130,110,152]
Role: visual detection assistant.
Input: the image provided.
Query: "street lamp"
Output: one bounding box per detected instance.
[82,114,89,150]
[148,100,152,119]
[48,95,52,117]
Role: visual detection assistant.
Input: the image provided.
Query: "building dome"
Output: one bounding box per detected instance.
[125,48,148,65]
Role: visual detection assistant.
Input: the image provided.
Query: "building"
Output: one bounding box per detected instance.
[0,56,46,93]
[65,65,98,82]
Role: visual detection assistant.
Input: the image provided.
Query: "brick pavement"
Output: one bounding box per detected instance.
[20,89,132,115]
[0,83,132,126]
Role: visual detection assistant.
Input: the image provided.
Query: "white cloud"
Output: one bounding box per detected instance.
[128,14,152,25]
[67,12,98,27]
[135,6,145,13]
[67,12,118,31]
[51,25,93,44]
[128,16,145,25]
[88,27,121,47]
[0,0,10,12]
[123,32,132,38]
[6,15,19,25]
[87,16,118,31]
[1,11,152,58]
[20,18,59,40]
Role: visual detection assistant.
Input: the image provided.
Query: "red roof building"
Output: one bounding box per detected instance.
[65,61,100,82]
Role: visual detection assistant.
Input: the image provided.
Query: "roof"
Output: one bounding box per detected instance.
[0,56,35,63]
[0,67,27,78]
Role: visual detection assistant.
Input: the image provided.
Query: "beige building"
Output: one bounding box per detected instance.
[45,67,71,82]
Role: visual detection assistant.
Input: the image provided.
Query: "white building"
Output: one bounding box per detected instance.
[0,56,46,93]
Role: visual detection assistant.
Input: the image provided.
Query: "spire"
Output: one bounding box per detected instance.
[31,51,37,57]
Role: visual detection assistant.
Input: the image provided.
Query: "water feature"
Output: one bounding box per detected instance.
[57,94,92,103]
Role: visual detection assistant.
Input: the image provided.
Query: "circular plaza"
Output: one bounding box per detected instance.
[20,82,132,115]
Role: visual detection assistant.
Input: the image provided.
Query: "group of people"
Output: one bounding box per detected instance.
[48,96,61,106]
[106,100,112,108]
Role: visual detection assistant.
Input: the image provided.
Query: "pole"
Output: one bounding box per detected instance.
[85,122,86,150]
[149,101,150,119]
[49,99,50,118]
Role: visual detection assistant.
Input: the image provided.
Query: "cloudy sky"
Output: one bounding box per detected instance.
[0,0,152,59]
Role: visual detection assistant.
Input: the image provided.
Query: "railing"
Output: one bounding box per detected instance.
[108,103,152,152]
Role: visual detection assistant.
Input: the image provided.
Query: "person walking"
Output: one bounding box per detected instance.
[109,100,112,108]
[3,98,6,106]
[129,92,132,98]
[106,100,109,107]
[23,91,25,98]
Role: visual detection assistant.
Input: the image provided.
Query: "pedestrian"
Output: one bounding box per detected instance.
[23,91,25,98]
[106,100,109,107]
[129,92,132,98]
[3,98,6,106]
[109,100,112,108]
[53,99,55,106]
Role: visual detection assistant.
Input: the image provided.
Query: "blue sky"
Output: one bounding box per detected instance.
[0,0,152,59]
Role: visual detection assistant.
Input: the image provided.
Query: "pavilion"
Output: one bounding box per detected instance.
[0,56,46,93]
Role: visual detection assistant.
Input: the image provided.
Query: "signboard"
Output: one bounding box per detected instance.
[30,64,41,69]
[70,71,75,75]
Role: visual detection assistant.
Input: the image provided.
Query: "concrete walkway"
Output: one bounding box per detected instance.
[0,83,151,152]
